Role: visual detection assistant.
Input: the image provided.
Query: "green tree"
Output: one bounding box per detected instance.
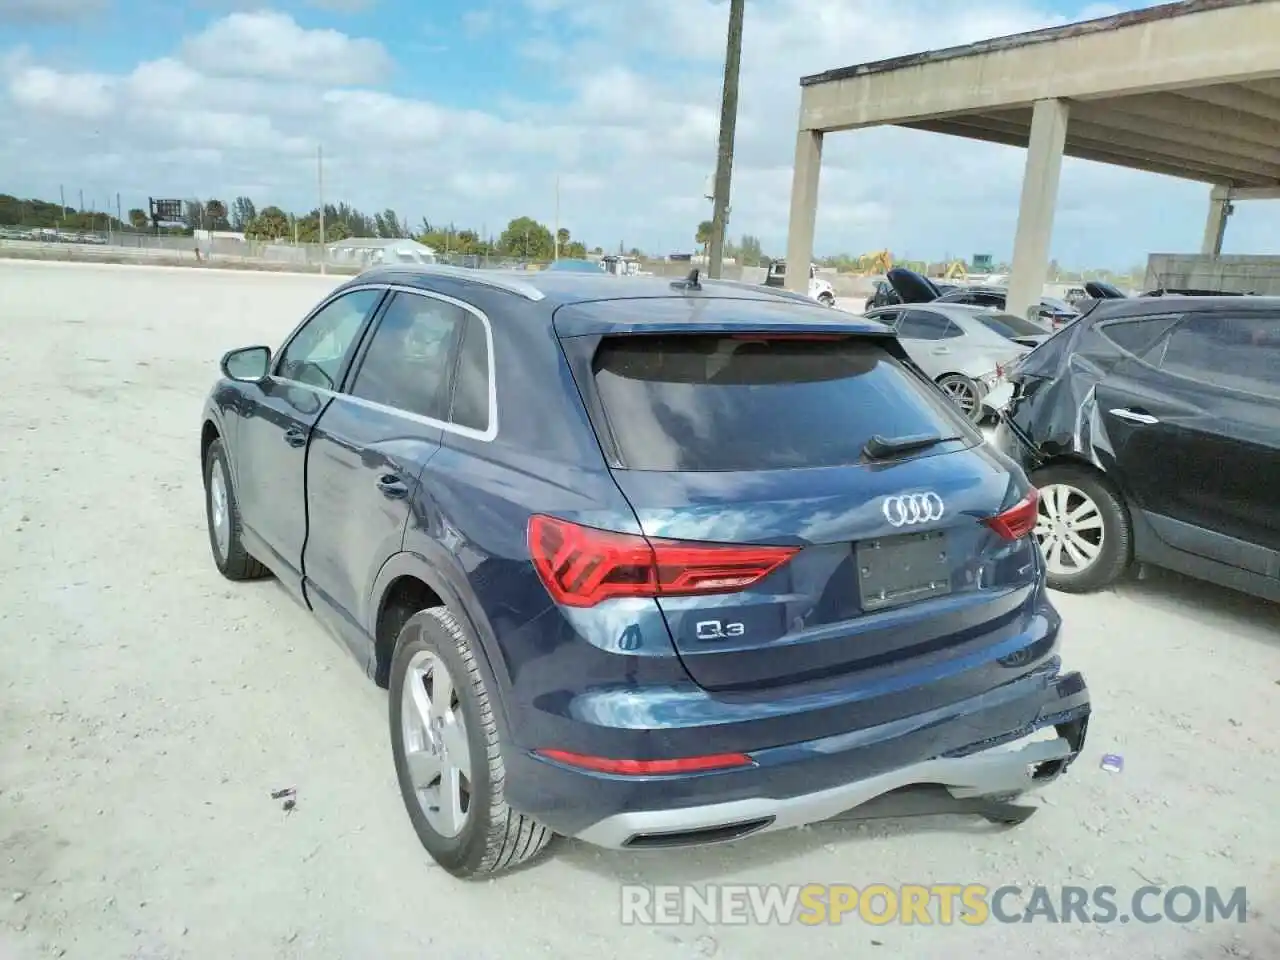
[738,234,765,267]
[128,208,149,230]
[229,196,256,232]
[695,220,713,255]
[499,216,554,260]
[245,206,290,241]
[205,199,229,231]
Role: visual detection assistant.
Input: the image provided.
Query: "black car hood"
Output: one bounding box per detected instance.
[1084,281,1126,299]
[886,266,942,303]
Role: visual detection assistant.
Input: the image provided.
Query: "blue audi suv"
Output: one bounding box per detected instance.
[200,264,1090,878]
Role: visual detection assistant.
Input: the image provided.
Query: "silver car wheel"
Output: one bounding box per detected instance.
[209,467,230,561]
[1035,482,1106,576]
[400,649,472,838]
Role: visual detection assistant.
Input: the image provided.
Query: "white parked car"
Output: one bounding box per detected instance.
[764,260,837,306]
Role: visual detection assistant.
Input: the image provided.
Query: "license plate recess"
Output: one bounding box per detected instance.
[856,529,953,612]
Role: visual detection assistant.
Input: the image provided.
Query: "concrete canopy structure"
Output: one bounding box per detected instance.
[785,0,1280,316]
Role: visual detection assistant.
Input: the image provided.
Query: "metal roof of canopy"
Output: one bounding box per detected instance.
[797,0,1280,189]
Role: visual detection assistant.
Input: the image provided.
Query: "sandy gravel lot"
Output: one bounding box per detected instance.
[0,260,1277,960]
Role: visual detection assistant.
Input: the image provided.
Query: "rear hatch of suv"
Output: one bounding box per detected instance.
[548,295,1041,694]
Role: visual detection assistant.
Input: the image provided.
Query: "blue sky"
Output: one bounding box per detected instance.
[1,0,1276,267]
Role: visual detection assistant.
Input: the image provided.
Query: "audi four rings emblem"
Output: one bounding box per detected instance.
[882,492,945,526]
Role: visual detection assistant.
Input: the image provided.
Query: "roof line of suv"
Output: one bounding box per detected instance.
[358,263,547,301]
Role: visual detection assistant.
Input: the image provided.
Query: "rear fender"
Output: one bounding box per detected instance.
[368,549,514,739]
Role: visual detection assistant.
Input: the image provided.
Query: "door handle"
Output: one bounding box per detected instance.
[931,346,950,354]
[284,427,307,448]
[377,475,409,499]
[1109,407,1160,425]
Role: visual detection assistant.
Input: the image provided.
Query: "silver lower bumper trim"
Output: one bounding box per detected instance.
[573,732,1073,850]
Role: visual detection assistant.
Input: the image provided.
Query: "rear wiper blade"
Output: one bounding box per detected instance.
[863,432,961,460]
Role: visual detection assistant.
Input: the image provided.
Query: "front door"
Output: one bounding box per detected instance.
[303,289,470,651]
[1097,310,1280,575]
[236,287,386,588]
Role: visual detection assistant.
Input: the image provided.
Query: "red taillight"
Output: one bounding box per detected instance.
[984,488,1040,541]
[535,748,755,775]
[526,514,798,608]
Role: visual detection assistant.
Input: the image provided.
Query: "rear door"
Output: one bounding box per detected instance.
[564,312,1039,692]
[1095,310,1280,575]
[303,289,470,642]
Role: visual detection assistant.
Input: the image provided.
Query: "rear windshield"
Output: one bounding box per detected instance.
[592,334,970,472]
[977,312,1048,338]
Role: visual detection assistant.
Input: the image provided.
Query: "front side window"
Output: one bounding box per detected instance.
[1158,314,1280,399]
[276,288,383,390]
[348,292,466,420]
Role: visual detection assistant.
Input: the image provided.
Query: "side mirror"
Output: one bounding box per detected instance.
[221,345,272,382]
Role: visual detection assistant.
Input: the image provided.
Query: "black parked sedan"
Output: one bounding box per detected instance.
[996,297,1280,602]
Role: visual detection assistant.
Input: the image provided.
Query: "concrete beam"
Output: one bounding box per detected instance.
[783,129,823,296]
[1174,84,1280,124]
[904,115,1273,186]
[1227,185,1280,200]
[1007,99,1068,321]
[982,110,1280,182]
[1201,185,1231,255]
[799,1,1280,131]
[1066,101,1280,167]
[1104,92,1280,149]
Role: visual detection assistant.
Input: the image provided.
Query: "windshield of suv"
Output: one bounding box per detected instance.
[976,312,1049,339]
[592,334,971,471]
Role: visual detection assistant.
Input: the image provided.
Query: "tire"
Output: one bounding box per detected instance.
[203,438,268,581]
[1030,464,1132,593]
[389,607,553,879]
[864,299,874,312]
[936,373,984,423]
[818,292,835,307]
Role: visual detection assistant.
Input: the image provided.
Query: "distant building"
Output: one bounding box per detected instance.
[327,237,438,267]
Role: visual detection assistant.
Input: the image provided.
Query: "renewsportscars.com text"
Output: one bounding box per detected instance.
[620,884,1249,927]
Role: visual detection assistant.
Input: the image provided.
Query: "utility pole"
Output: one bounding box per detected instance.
[317,144,326,275]
[708,0,745,280]
[553,175,561,261]
[78,189,84,213]
[60,186,66,220]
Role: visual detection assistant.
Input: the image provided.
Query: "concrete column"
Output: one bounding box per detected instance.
[1200,184,1232,256]
[784,128,823,295]
[1006,98,1069,321]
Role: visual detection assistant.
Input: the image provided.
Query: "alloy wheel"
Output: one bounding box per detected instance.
[1035,482,1106,576]
[209,467,230,562]
[400,649,472,838]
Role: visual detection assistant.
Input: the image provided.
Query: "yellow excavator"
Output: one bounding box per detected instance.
[857,250,893,274]
[943,260,967,281]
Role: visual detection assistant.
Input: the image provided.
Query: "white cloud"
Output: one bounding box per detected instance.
[0,1,1274,265]
[181,10,392,85]
[8,65,114,118]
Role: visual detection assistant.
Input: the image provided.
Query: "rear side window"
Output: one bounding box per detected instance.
[1158,314,1280,399]
[348,292,465,420]
[1098,315,1181,357]
[591,335,969,472]
[448,314,491,431]
[978,312,1046,339]
[898,310,961,340]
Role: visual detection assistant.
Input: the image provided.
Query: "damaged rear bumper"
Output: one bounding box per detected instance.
[522,667,1090,850]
